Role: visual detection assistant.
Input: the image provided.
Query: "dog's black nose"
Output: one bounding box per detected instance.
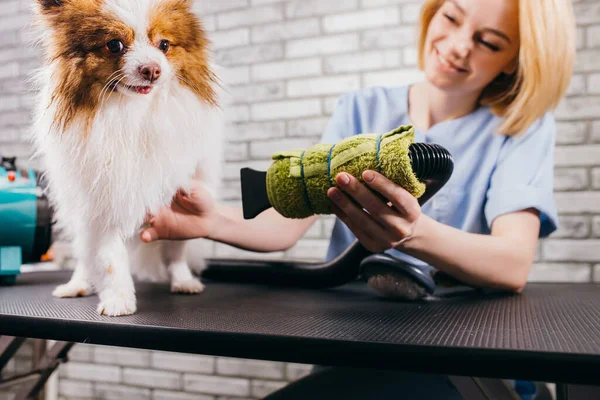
[139,63,161,83]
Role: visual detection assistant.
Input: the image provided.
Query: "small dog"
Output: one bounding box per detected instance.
[28,0,225,316]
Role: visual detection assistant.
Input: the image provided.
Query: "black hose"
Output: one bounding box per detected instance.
[202,142,454,288]
[408,142,454,205]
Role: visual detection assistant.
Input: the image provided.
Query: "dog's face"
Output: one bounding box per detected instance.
[35,0,217,130]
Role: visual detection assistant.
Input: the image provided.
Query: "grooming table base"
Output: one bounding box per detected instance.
[1,271,599,387]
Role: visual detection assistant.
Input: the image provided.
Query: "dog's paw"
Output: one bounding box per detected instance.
[171,277,205,294]
[52,281,93,298]
[97,291,137,316]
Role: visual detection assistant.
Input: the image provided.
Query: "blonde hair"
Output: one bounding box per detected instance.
[417,0,576,136]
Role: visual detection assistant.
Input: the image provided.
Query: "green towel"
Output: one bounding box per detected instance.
[266,124,426,219]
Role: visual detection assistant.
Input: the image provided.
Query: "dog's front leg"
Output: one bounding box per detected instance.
[161,240,204,294]
[83,228,137,316]
[52,235,95,298]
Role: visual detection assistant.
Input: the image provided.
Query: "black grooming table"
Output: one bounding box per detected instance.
[1,271,600,387]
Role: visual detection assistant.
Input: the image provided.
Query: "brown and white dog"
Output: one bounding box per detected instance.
[28,0,224,316]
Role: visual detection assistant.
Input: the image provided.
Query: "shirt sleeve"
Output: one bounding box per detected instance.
[319,92,357,144]
[484,112,559,238]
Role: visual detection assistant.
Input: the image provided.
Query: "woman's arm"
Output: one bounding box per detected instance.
[401,209,540,292]
[210,205,318,253]
[328,170,539,293]
[141,180,318,253]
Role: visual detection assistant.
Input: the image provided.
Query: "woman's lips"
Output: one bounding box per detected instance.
[435,48,468,73]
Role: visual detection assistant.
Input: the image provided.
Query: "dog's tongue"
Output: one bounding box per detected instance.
[135,86,152,95]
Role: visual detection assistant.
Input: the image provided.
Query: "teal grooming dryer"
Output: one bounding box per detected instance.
[0,156,53,285]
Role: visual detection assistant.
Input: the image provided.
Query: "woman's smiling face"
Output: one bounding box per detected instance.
[422,0,521,95]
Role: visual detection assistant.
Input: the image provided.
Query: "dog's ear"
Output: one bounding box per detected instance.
[178,0,192,9]
[38,0,63,10]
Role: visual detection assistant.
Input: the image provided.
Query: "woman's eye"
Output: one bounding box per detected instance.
[480,40,500,52]
[106,39,124,54]
[444,13,457,23]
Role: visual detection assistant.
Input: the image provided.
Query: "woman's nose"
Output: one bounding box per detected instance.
[450,32,472,58]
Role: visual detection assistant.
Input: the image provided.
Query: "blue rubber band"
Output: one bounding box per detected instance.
[300,151,313,213]
[327,144,335,187]
[376,134,382,173]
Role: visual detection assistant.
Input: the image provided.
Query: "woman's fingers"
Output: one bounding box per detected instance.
[143,212,154,224]
[141,227,158,243]
[328,186,394,251]
[329,203,387,253]
[328,171,421,247]
[333,172,416,237]
[334,172,391,217]
[327,186,384,231]
[361,170,420,223]
[176,188,189,198]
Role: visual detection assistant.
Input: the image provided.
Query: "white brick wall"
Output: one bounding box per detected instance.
[60,362,121,383]
[183,374,250,396]
[216,358,284,380]
[94,346,152,367]
[151,351,214,374]
[2,1,599,399]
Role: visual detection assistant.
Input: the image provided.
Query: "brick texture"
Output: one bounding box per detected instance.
[2,1,599,399]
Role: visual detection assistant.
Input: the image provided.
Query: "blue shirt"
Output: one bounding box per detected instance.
[321,85,559,269]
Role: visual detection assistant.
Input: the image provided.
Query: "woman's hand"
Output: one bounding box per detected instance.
[328,170,541,293]
[327,170,421,253]
[140,180,219,243]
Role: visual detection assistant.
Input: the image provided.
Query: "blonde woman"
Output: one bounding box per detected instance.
[142,0,575,397]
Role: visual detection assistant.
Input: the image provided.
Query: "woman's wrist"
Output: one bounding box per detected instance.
[205,203,231,242]
[395,213,438,254]
[207,202,252,245]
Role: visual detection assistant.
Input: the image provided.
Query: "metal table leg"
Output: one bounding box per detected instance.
[13,340,74,400]
[0,336,26,372]
[0,337,74,400]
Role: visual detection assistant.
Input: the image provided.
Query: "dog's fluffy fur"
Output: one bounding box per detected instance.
[28,0,224,316]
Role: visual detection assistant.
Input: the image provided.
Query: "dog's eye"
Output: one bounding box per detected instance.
[106,39,124,54]
[159,39,170,53]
